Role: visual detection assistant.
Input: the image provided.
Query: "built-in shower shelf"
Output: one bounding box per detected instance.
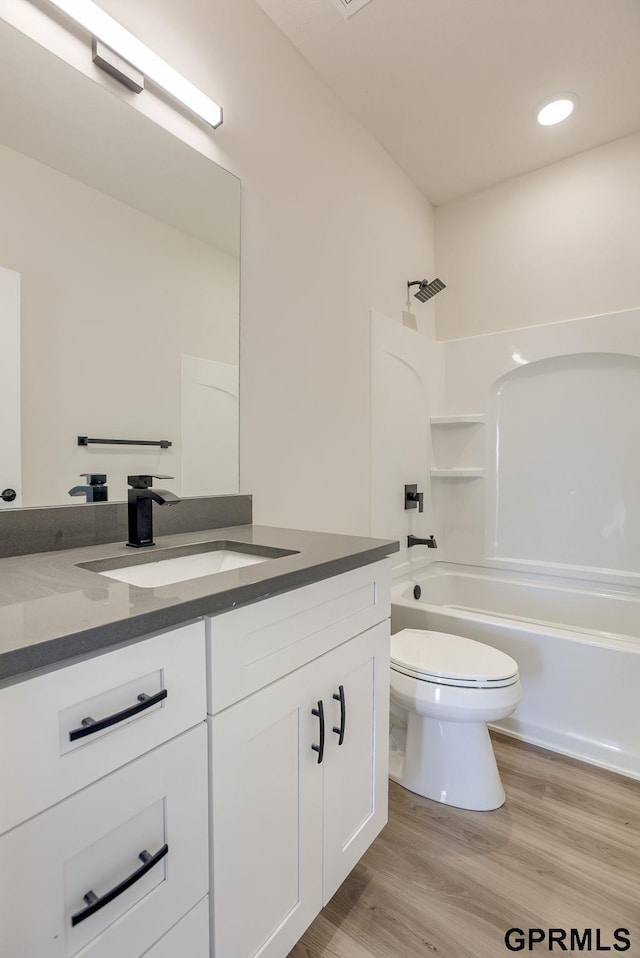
[430,468,485,478]
[430,415,485,425]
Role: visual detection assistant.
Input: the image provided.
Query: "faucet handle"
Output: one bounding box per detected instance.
[128,474,174,489]
[70,474,109,502]
[405,484,424,513]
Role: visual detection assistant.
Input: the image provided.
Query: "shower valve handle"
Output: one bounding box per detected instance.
[405,484,424,513]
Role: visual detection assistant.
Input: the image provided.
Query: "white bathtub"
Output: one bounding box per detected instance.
[391,562,640,780]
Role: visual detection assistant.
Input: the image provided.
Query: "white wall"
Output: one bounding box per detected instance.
[2,0,435,535]
[0,267,21,507]
[435,132,640,340]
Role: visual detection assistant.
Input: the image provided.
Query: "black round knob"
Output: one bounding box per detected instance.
[1,488,17,502]
[413,584,422,601]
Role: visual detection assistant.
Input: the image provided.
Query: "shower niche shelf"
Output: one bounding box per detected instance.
[430,415,485,425]
[430,468,485,479]
[430,416,486,478]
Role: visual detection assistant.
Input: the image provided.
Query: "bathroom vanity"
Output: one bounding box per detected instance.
[0,523,396,958]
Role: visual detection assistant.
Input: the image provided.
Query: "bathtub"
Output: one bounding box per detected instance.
[391,562,640,780]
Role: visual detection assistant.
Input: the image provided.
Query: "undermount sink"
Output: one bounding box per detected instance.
[77,541,297,588]
[97,550,267,588]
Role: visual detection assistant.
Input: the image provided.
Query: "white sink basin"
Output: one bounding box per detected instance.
[78,540,297,588]
[96,549,269,588]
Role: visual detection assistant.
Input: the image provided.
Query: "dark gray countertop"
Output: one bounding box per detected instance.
[0,525,398,682]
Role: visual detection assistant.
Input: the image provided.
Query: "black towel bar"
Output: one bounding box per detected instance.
[78,436,172,449]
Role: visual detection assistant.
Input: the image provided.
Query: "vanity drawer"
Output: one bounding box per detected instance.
[142,898,209,958]
[0,724,208,958]
[0,620,206,835]
[207,559,391,713]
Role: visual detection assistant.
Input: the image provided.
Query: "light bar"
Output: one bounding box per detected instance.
[44,0,223,128]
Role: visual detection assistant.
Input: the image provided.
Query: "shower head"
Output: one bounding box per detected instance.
[408,277,446,302]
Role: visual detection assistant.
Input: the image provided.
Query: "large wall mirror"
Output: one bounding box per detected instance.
[0,17,240,509]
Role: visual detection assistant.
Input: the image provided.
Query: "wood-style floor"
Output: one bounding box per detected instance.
[289,734,640,957]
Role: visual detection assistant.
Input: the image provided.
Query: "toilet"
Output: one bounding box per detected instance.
[389,628,521,811]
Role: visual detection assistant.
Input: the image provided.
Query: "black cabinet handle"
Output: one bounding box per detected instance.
[71,844,168,927]
[311,700,325,764]
[332,685,346,745]
[69,689,168,742]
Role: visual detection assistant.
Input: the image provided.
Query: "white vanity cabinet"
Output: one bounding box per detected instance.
[0,621,210,958]
[208,560,391,958]
[0,551,392,958]
[142,898,210,957]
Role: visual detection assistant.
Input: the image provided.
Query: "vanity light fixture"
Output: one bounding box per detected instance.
[536,95,577,127]
[43,0,223,128]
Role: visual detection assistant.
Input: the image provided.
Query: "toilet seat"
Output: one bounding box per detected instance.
[390,629,519,689]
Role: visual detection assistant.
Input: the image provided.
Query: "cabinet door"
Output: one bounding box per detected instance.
[0,725,208,958]
[209,663,324,958]
[322,621,390,904]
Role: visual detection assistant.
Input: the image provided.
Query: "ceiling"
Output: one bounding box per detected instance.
[255,0,640,205]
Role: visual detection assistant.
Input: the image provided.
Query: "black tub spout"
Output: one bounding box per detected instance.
[407,534,437,549]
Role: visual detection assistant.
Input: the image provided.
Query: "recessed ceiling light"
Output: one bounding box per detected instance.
[536,95,578,127]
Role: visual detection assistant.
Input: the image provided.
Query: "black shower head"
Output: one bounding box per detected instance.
[408,277,446,302]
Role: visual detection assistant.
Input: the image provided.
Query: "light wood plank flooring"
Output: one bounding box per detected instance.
[289,734,640,957]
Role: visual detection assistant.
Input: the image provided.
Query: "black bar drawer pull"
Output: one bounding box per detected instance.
[69,689,168,742]
[71,844,169,927]
[332,685,346,745]
[311,700,325,764]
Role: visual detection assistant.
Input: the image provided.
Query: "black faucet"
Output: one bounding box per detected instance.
[69,474,109,502]
[127,475,180,548]
[407,534,438,549]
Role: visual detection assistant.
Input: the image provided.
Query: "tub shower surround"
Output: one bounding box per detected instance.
[434,306,640,583]
[371,307,640,780]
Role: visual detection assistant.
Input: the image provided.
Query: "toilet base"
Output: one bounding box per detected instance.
[389,712,506,811]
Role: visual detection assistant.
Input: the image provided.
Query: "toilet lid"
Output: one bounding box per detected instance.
[390,629,519,685]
